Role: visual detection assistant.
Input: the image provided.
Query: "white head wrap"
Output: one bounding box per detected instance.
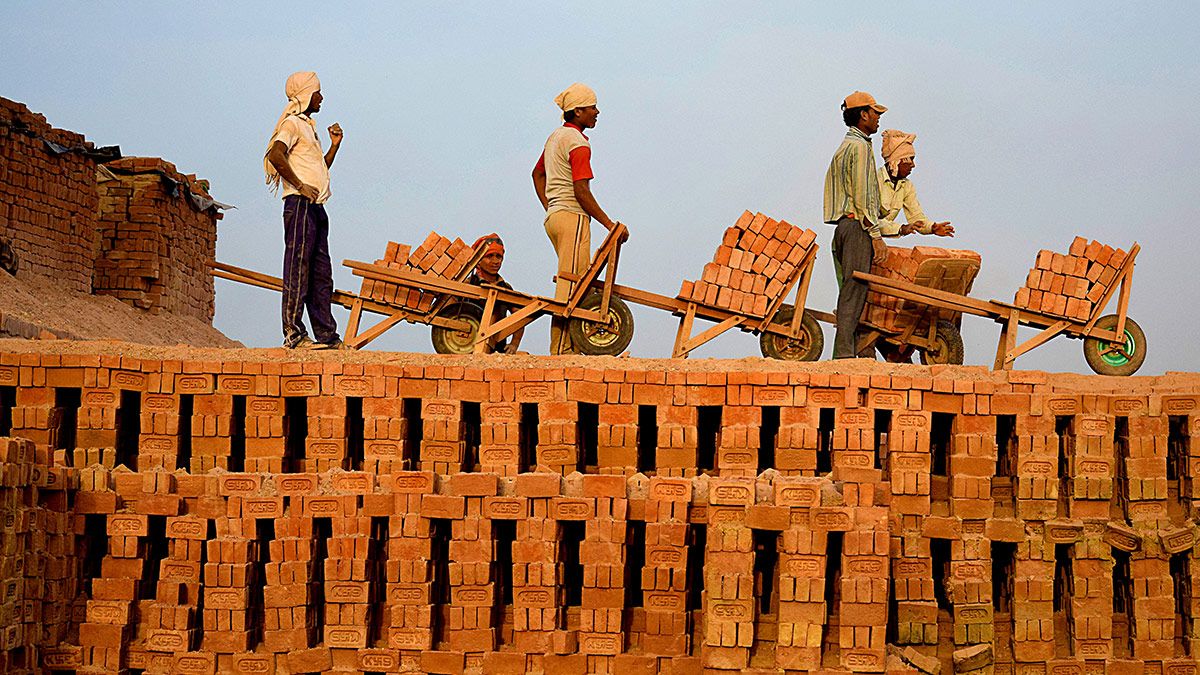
[265,71,321,191]
[881,129,917,175]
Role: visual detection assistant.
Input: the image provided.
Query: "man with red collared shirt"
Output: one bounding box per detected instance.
[532,82,627,355]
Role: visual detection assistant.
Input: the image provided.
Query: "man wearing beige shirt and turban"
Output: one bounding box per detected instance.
[532,82,628,355]
[877,129,954,239]
[265,71,346,350]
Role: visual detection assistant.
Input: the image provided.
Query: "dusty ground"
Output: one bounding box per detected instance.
[0,270,240,348]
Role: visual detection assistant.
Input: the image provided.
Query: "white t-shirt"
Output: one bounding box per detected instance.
[271,114,331,204]
[541,124,592,216]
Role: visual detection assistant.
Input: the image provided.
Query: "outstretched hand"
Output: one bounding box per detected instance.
[930,221,954,237]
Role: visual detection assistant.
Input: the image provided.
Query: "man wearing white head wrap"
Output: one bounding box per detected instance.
[532,82,628,355]
[265,71,347,349]
[877,129,953,239]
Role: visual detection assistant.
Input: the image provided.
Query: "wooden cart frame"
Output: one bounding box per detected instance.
[342,223,632,354]
[210,260,477,340]
[562,241,833,359]
[852,242,1144,374]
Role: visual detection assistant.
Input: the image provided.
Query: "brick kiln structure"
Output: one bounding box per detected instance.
[1,343,1199,674]
[0,96,221,322]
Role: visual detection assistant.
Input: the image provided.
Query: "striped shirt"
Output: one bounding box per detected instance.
[823,127,882,238]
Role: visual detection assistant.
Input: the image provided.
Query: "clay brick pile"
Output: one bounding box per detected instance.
[3,343,1200,673]
[360,232,478,312]
[0,437,74,674]
[863,246,981,333]
[0,96,222,323]
[0,97,100,293]
[93,157,220,321]
[1012,237,1129,322]
[678,211,817,316]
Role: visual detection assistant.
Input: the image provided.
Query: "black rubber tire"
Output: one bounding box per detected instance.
[431,302,484,355]
[1083,314,1147,376]
[759,306,824,361]
[568,293,635,356]
[918,320,965,365]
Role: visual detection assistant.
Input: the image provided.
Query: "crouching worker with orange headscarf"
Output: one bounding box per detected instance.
[877,129,954,239]
[467,234,524,354]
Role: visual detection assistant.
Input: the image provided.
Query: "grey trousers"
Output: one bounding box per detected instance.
[831,216,873,359]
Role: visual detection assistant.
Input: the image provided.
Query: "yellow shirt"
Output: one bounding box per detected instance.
[877,168,933,237]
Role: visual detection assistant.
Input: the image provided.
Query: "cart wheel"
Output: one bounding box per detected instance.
[759,306,824,361]
[1083,314,1146,376]
[919,320,965,365]
[568,293,635,356]
[431,302,484,355]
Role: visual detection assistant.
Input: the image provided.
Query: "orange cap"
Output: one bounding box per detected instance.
[842,91,887,113]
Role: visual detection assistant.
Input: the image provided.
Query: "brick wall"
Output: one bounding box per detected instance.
[2,345,1200,673]
[94,158,219,320]
[0,97,100,293]
[0,96,220,322]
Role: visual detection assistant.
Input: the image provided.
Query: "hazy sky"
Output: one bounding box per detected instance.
[4,2,1196,374]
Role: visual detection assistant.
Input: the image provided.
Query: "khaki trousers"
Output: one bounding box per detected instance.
[544,209,591,354]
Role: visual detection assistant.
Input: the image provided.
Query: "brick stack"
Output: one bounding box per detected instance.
[3,345,1200,673]
[862,246,981,333]
[263,512,315,653]
[678,211,818,316]
[1012,237,1129,322]
[576,474,628,662]
[0,97,99,294]
[479,402,520,475]
[2,96,226,332]
[190,392,234,473]
[641,478,691,656]
[141,514,206,659]
[201,528,254,654]
[1,437,70,674]
[420,399,465,474]
[93,157,220,321]
[324,513,372,649]
[360,233,478,312]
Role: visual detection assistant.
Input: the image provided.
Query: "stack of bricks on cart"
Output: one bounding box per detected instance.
[93,157,221,321]
[863,246,982,333]
[360,233,477,313]
[3,342,1200,674]
[678,211,817,316]
[1012,237,1129,323]
[0,96,221,320]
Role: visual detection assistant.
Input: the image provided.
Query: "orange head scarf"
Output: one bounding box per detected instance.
[474,233,504,257]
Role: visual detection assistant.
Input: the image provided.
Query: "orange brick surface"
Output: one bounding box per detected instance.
[2,343,1199,674]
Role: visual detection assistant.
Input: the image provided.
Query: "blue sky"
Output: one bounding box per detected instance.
[3,2,1196,374]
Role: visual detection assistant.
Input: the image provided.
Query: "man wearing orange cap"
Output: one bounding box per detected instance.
[532,82,627,355]
[265,71,346,350]
[824,90,888,359]
[467,234,523,354]
[878,129,954,239]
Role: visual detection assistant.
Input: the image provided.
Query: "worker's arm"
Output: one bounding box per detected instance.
[504,326,525,354]
[532,155,549,210]
[324,123,343,168]
[573,179,627,243]
[267,141,320,201]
